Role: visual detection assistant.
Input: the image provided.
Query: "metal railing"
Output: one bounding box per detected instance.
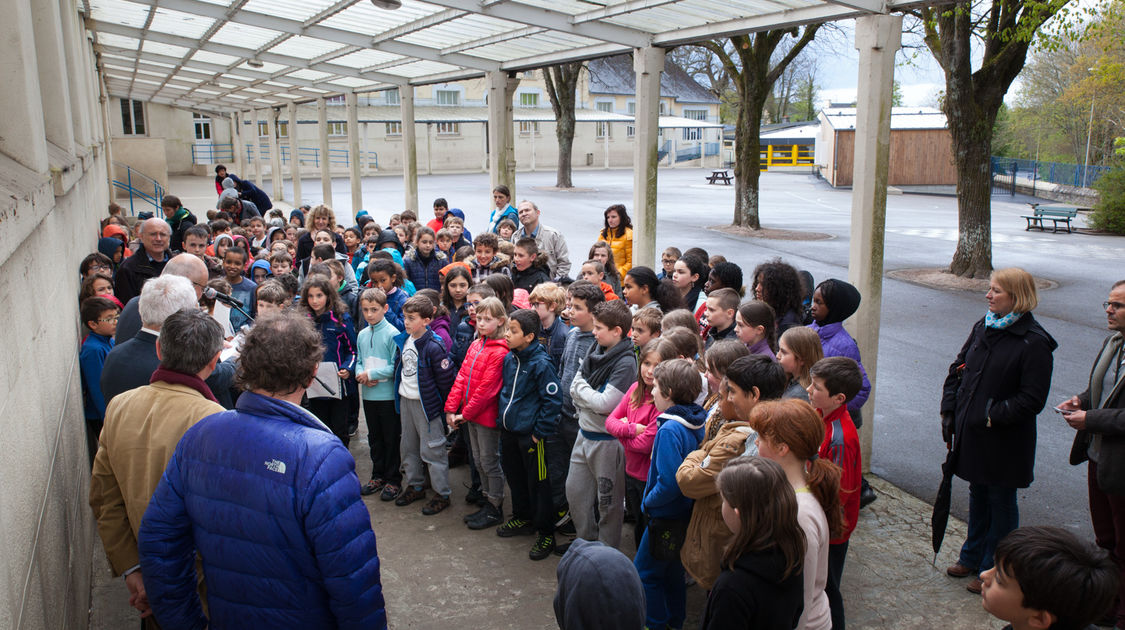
[191,143,235,164]
[673,142,722,163]
[247,144,379,169]
[111,162,164,216]
[991,156,1110,194]
[759,144,814,171]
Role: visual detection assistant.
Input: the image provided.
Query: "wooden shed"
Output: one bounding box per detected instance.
[815,107,957,187]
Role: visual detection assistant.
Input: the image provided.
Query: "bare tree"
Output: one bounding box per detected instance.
[543,62,583,188]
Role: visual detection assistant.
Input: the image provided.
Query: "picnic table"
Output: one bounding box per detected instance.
[707,169,733,185]
[1021,203,1088,234]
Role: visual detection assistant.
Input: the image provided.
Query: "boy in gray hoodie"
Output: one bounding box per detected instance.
[565,299,637,549]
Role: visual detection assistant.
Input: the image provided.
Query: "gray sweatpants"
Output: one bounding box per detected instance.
[565,432,626,548]
[466,422,504,508]
[400,397,450,497]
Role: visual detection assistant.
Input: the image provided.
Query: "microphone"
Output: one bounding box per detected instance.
[203,286,244,309]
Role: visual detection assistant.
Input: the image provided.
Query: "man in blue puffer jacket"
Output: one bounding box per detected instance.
[138,312,386,630]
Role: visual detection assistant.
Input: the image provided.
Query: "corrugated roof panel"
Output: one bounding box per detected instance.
[97,33,142,49]
[142,41,192,58]
[503,0,589,15]
[192,49,244,66]
[398,14,523,48]
[235,60,288,74]
[379,60,462,79]
[320,1,447,36]
[88,0,151,29]
[208,21,282,50]
[241,0,338,23]
[267,35,347,58]
[147,7,215,39]
[330,49,406,69]
[324,77,382,88]
[286,68,336,81]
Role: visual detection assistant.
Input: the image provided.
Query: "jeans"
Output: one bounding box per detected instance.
[958,483,1019,572]
[634,527,686,630]
[1089,461,1125,627]
[466,423,504,508]
[827,541,849,630]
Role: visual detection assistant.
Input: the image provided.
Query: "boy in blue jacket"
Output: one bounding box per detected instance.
[80,296,118,465]
[393,295,456,515]
[497,309,562,560]
[636,358,706,630]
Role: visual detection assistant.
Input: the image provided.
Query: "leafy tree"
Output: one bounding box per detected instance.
[1092,167,1125,233]
[543,62,583,188]
[910,0,1083,277]
[892,80,904,107]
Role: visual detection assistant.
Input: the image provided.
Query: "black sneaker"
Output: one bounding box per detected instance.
[859,477,877,508]
[496,517,535,538]
[467,503,502,530]
[361,478,385,496]
[552,541,571,557]
[422,495,451,516]
[529,534,556,560]
[555,510,576,536]
[395,486,426,507]
[465,486,485,505]
[463,504,487,523]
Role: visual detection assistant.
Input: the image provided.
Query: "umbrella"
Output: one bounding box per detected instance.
[930,445,958,565]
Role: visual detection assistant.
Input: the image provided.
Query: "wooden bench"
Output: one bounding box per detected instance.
[1021,204,1079,233]
[707,169,733,185]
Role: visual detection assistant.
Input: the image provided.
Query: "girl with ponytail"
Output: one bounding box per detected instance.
[752,399,844,630]
[623,266,684,313]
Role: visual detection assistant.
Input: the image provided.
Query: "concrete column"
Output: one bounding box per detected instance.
[426,123,433,175]
[400,86,418,215]
[345,93,362,215]
[0,0,48,172]
[846,14,902,471]
[99,73,114,198]
[631,46,664,269]
[31,0,74,154]
[231,113,245,177]
[241,111,256,182]
[361,122,371,173]
[530,125,536,171]
[317,97,332,207]
[480,123,488,172]
[669,133,677,169]
[267,108,283,201]
[604,123,610,169]
[486,71,520,197]
[58,0,92,148]
[287,102,302,206]
[251,110,264,186]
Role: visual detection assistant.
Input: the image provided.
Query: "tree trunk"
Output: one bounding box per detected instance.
[733,88,767,228]
[544,62,582,189]
[555,110,575,188]
[948,135,994,277]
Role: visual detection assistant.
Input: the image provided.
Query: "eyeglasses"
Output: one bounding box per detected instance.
[1105,301,1125,312]
[97,315,119,323]
[89,265,111,273]
[468,300,482,307]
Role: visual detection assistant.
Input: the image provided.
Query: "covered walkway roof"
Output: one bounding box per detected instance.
[86,0,915,114]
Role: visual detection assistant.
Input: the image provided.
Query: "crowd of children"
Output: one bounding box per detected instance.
[78,184,1119,630]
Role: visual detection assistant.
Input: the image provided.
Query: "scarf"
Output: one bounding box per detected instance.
[150,366,219,403]
[166,207,190,228]
[985,310,1021,330]
[581,338,636,391]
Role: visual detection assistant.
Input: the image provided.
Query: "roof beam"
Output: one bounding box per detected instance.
[371,9,466,44]
[820,0,886,13]
[571,0,679,24]
[123,0,501,71]
[440,25,545,55]
[499,41,626,71]
[420,0,651,48]
[653,3,857,46]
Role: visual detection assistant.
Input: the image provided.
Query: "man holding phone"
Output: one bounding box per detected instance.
[1060,280,1125,629]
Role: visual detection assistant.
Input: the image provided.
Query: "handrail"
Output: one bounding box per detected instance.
[111,162,164,217]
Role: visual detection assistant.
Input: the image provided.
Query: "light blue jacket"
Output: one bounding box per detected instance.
[357,318,399,401]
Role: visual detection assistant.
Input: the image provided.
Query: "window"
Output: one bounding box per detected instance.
[258,122,269,137]
[627,101,635,138]
[519,92,539,107]
[328,122,347,136]
[596,101,613,138]
[120,98,145,135]
[193,113,211,140]
[326,95,345,106]
[386,90,400,105]
[519,121,539,134]
[683,109,708,141]
[277,122,288,138]
[385,122,402,136]
[436,122,460,135]
[435,89,459,106]
[659,101,668,115]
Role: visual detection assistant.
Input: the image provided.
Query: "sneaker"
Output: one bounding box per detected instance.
[380,484,401,502]
[395,486,426,507]
[552,541,571,556]
[422,495,451,516]
[465,486,485,505]
[529,534,556,561]
[555,510,576,536]
[496,516,535,538]
[467,503,502,530]
[463,504,487,524]
[361,478,385,496]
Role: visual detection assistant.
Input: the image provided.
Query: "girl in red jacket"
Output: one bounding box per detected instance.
[604,338,679,549]
[445,296,509,530]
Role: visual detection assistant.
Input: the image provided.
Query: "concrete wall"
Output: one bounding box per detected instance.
[109,98,229,176]
[0,0,109,628]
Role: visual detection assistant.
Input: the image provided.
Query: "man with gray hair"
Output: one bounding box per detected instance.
[100,275,198,404]
[513,200,570,281]
[114,217,172,305]
[116,254,208,344]
[91,308,226,626]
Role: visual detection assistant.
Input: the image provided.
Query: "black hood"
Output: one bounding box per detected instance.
[554,539,645,630]
[816,278,861,325]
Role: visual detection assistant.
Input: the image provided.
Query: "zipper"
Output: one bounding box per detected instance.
[464,342,483,407]
[501,353,522,430]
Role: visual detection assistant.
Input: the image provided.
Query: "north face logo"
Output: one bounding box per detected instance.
[265,459,286,474]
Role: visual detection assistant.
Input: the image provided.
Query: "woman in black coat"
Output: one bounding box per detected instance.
[941,267,1057,593]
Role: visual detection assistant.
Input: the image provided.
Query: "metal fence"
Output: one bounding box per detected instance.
[991,156,1111,195]
[111,162,164,216]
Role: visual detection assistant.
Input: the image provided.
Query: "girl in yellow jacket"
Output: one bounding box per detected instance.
[599,204,633,274]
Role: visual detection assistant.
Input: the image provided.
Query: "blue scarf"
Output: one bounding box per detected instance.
[985,310,1021,330]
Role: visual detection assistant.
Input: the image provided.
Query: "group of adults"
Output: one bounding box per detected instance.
[940,269,1125,626]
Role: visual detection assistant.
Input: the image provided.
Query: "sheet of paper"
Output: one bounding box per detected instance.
[306,361,341,399]
[212,303,235,340]
[364,356,388,382]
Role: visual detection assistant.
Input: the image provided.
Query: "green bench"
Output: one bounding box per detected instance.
[1022,204,1080,234]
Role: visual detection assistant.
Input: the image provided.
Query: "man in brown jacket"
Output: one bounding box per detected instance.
[1063,279,1125,628]
[90,308,226,623]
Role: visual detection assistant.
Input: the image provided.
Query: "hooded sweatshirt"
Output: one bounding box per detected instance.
[98,237,125,268]
[553,539,646,630]
[559,327,596,420]
[701,545,805,630]
[642,402,706,520]
[571,338,637,435]
[808,279,871,413]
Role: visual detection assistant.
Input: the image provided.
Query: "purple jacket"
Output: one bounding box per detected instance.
[429,314,454,354]
[809,321,871,413]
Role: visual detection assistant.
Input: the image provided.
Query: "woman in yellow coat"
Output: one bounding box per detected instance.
[599,204,633,274]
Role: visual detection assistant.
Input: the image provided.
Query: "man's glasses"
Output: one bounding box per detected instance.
[1105,301,1125,312]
